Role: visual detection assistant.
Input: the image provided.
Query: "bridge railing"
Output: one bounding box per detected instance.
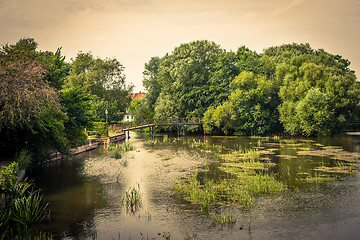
[113,117,202,131]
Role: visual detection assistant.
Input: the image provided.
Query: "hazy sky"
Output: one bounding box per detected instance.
[0,0,359,91]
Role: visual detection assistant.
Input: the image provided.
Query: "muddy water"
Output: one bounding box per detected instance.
[31,133,360,240]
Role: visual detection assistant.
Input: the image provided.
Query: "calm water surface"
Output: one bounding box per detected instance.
[31,133,360,240]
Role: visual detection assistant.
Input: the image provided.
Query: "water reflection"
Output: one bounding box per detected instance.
[31,132,360,240]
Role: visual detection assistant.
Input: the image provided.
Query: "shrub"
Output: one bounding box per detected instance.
[91,122,109,137]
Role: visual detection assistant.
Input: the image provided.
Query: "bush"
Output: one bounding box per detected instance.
[0,163,51,239]
[91,122,109,137]
[16,149,32,170]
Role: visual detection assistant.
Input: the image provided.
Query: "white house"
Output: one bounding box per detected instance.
[123,112,134,122]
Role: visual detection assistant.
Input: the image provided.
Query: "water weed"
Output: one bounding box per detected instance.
[122,183,142,213]
[174,176,216,213]
[210,209,237,227]
[104,142,135,159]
[242,173,286,195]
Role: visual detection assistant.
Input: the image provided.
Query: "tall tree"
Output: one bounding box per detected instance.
[0,38,69,161]
[265,43,359,136]
[154,40,224,119]
[66,52,132,123]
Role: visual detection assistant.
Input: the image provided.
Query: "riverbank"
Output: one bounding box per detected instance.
[0,133,127,170]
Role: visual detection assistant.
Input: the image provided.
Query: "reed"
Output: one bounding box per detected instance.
[122,183,142,213]
[210,209,236,227]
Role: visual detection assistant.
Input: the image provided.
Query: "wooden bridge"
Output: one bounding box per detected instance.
[111,118,203,138]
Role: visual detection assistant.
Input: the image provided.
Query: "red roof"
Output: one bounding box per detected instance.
[131,91,146,101]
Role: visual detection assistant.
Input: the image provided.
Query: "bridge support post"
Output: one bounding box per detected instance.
[177,125,185,136]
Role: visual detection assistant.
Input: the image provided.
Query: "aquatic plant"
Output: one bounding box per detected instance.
[242,173,286,195]
[174,176,216,213]
[210,209,237,227]
[145,210,152,222]
[120,159,128,167]
[303,172,334,183]
[228,184,254,207]
[122,183,142,213]
[105,142,135,159]
[91,227,97,240]
[111,149,122,159]
[121,142,135,152]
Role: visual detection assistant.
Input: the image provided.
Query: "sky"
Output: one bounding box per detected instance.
[0,0,359,92]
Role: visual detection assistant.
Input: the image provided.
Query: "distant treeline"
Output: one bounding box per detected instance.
[130,40,360,137]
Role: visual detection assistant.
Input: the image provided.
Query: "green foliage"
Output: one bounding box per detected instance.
[295,88,334,136]
[203,71,281,136]
[91,122,108,137]
[66,52,132,123]
[122,183,142,213]
[0,38,94,162]
[11,190,50,225]
[60,85,93,147]
[150,40,225,119]
[16,149,32,170]
[271,43,359,136]
[127,98,142,114]
[0,163,50,239]
[0,162,19,194]
[144,41,358,136]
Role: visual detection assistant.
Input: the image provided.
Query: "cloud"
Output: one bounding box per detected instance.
[272,0,305,16]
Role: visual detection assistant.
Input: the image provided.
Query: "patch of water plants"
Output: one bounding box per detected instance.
[103,142,135,160]
[122,183,142,214]
[174,148,286,213]
[0,162,51,239]
[174,135,360,229]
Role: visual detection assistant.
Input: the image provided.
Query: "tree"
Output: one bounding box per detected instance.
[203,71,280,136]
[66,52,132,123]
[267,43,359,136]
[153,40,224,119]
[0,38,69,161]
[296,88,334,136]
